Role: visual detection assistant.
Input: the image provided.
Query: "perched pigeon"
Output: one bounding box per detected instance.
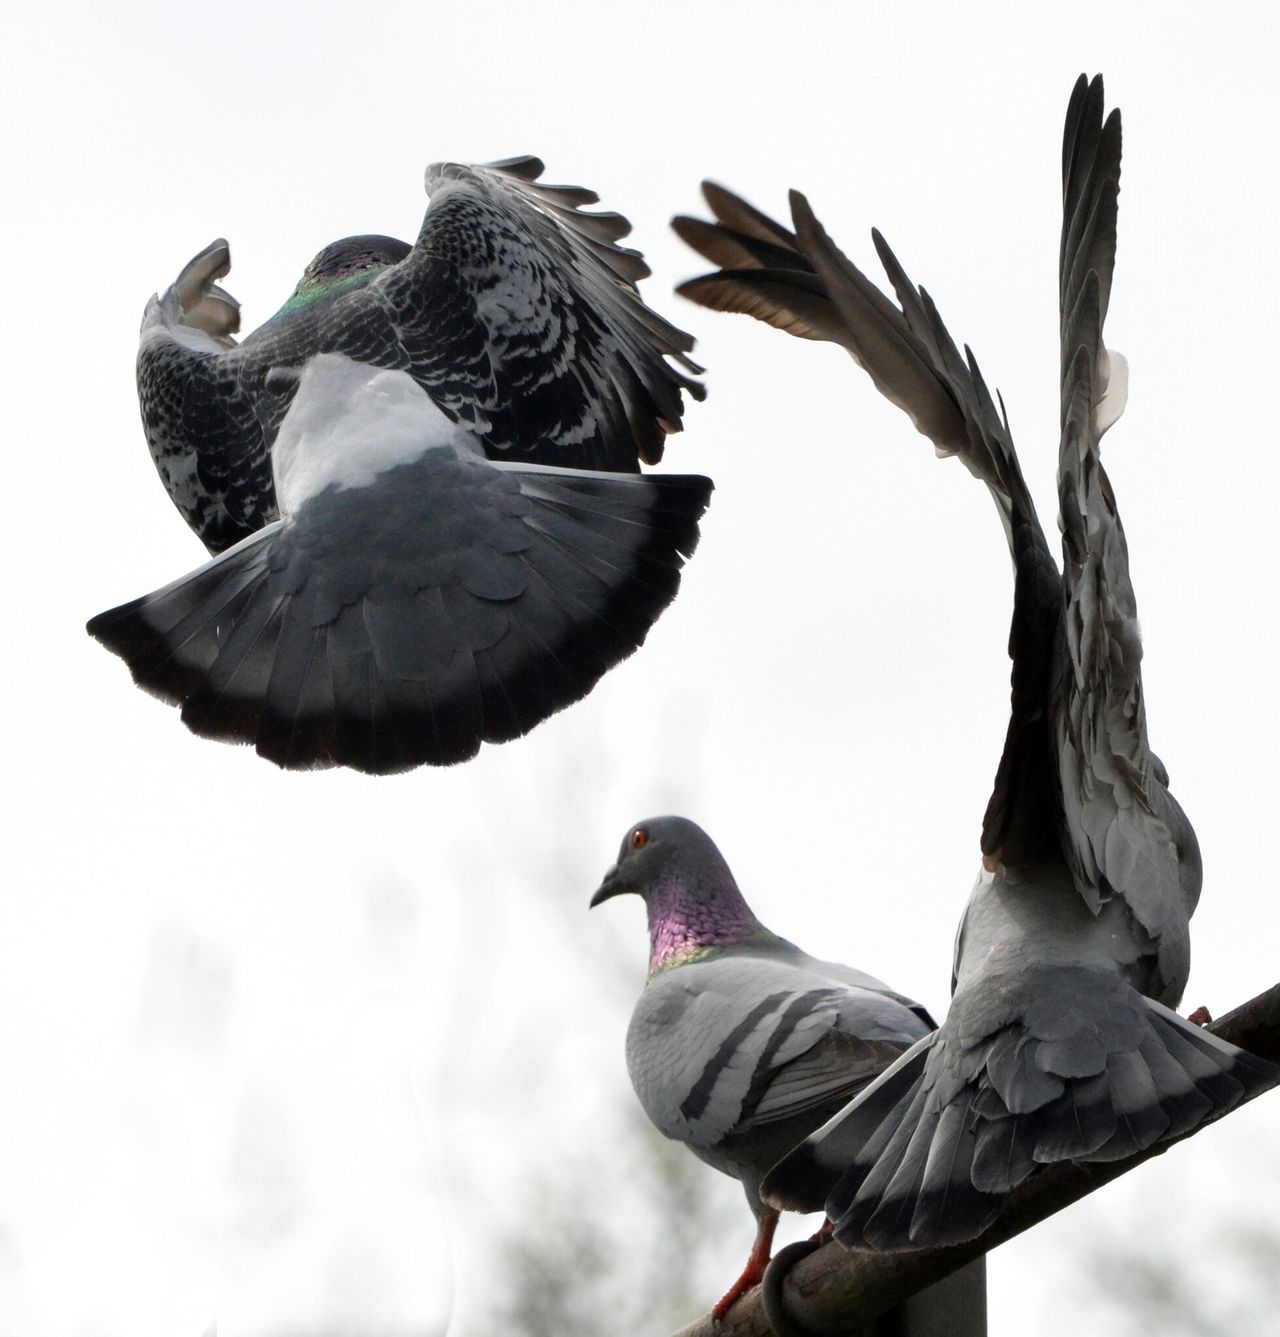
[591,816,986,1332]
[89,159,711,773]
[676,75,1279,1251]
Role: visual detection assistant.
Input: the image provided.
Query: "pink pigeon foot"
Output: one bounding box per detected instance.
[712,1209,779,1321]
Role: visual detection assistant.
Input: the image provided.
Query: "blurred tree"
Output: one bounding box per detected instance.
[1087,1205,1280,1336]
[474,1104,741,1337]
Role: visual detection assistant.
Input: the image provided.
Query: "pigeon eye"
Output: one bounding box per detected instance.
[630,828,649,850]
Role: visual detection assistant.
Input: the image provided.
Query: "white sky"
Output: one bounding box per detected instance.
[3,2,1279,1334]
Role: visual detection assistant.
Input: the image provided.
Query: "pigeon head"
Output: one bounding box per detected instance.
[590,816,770,974]
[269,235,413,321]
[301,234,412,287]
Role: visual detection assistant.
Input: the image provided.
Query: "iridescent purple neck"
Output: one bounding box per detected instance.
[646,874,767,975]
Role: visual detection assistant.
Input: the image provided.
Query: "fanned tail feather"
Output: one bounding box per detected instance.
[88,458,711,773]
[783,988,1278,1251]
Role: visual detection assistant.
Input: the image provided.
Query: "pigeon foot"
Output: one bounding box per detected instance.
[712,1210,779,1321]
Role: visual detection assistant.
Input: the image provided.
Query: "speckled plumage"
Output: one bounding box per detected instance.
[94,158,713,772]
[137,156,704,555]
[677,75,1279,1251]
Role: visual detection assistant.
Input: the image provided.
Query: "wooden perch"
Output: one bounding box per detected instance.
[671,983,1280,1337]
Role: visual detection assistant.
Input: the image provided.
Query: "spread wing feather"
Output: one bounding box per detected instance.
[1053,77,1194,990]
[677,182,1061,870]
[692,75,1280,1255]
[138,159,704,553]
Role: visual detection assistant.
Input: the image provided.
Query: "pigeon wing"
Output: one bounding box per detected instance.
[677,185,1062,870]
[137,240,278,554]
[1053,75,1193,992]
[413,158,705,470]
[627,955,927,1151]
[136,159,704,552]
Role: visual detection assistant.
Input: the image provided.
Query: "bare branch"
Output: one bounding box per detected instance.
[672,983,1280,1337]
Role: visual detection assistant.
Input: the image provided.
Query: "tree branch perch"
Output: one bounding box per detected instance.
[671,983,1280,1337]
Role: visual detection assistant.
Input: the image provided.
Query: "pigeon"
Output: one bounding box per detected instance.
[591,816,987,1332]
[675,74,1279,1252]
[89,158,711,773]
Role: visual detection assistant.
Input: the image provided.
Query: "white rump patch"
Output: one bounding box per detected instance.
[271,353,478,516]
[1095,348,1129,437]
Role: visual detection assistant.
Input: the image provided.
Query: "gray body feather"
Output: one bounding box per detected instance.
[677,76,1277,1250]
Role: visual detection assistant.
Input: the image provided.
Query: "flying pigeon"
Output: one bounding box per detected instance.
[591,816,987,1332]
[675,75,1279,1251]
[88,158,711,773]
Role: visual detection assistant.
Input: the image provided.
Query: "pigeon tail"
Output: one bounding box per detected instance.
[767,976,1279,1252]
[88,454,711,773]
[762,1031,935,1217]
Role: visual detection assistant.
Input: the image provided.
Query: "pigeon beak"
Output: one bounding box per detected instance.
[589,864,632,908]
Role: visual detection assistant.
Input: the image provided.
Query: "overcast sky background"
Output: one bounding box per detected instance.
[4,3,1279,1334]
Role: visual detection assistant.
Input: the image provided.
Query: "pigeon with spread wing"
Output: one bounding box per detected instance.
[676,76,1277,1250]
[89,158,710,773]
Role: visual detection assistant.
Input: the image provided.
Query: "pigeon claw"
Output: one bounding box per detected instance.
[1188,1005,1213,1025]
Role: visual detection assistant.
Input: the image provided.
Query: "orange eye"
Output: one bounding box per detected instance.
[630,827,648,850]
